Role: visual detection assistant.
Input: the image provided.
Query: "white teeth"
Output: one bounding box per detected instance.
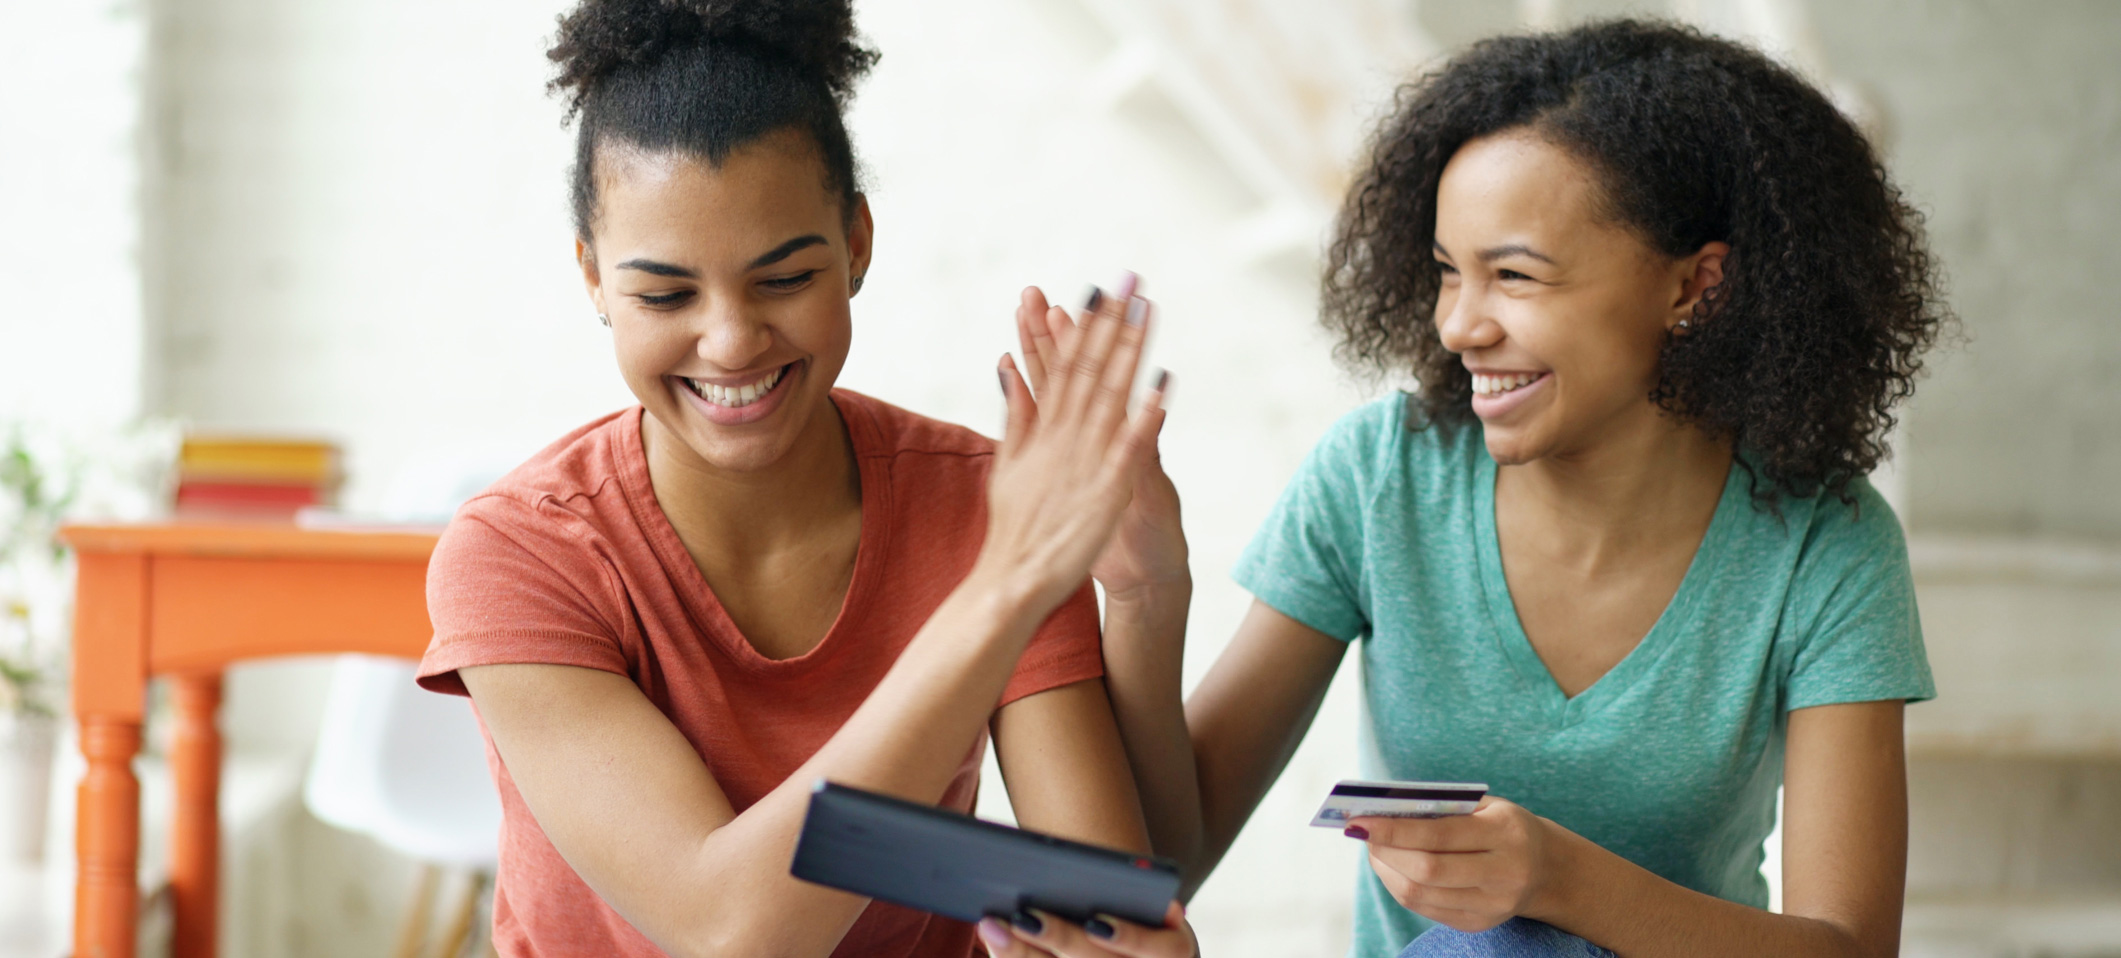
[687,366,783,408]
[1473,373,1540,397]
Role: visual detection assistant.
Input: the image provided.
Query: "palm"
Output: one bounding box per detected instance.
[1012,284,1190,597]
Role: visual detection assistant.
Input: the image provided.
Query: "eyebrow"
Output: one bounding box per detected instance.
[612,234,830,278]
[1432,241,1557,265]
[747,234,829,269]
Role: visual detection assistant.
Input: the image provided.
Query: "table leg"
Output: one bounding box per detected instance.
[171,672,224,958]
[75,715,141,958]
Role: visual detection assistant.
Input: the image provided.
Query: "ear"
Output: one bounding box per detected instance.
[1668,240,1731,330]
[576,237,605,315]
[845,193,875,294]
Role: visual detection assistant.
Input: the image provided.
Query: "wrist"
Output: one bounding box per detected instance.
[1524,816,1596,926]
[957,558,1062,638]
[1101,574,1194,613]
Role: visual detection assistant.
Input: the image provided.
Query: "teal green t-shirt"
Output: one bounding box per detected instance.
[1231,397,1935,958]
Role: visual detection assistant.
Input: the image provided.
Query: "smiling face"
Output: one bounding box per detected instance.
[1432,131,1726,466]
[580,131,873,476]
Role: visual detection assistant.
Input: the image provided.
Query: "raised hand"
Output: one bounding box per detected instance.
[977,273,1169,615]
[1011,280,1189,602]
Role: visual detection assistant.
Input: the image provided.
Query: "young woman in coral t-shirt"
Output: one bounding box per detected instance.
[414,2,1197,956]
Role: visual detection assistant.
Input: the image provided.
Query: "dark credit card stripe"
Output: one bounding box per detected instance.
[1330,785,1486,802]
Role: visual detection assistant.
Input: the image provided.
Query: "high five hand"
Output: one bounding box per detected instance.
[1011,278,1188,602]
[979,272,1170,614]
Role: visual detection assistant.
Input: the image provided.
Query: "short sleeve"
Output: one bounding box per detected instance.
[997,580,1104,706]
[1230,401,1395,643]
[1784,484,1937,711]
[416,495,633,697]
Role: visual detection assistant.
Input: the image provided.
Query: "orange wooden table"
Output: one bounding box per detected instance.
[61,522,441,958]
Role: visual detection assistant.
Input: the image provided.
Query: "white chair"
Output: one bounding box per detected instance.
[305,654,501,958]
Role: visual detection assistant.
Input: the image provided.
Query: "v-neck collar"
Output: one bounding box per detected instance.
[616,391,891,675]
[1471,449,1743,726]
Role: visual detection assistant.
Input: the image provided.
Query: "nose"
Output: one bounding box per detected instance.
[1434,277,1501,356]
[692,297,775,371]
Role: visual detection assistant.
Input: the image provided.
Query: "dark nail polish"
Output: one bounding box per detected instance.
[1153,368,1169,392]
[1083,285,1104,312]
[1012,910,1044,935]
[1085,917,1116,940]
[1343,824,1370,840]
[998,369,1008,396]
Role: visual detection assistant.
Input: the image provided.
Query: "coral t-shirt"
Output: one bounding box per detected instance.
[416,390,1104,958]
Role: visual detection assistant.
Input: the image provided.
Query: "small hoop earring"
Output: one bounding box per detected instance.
[597,313,610,327]
[850,275,865,295]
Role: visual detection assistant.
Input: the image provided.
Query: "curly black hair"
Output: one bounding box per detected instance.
[1323,19,1947,504]
[548,0,879,240]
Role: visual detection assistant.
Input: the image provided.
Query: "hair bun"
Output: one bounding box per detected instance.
[550,0,877,115]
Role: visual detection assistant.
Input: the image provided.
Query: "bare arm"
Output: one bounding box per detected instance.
[994,677,1152,853]
[1541,700,1912,958]
[1355,700,1911,958]
[1009,288,1349,891]
[1178,600,1349,891]
[463,583,1040,958]
[463,285,1167,958]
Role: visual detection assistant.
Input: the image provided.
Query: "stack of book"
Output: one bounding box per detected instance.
[175,436,341,519]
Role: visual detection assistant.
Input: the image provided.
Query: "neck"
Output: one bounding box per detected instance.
[640,398,861,554]
[1495,405,1733,568]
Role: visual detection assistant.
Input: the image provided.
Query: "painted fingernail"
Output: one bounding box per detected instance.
[1115,271,1139,300]
[978,917,1013,948]
[1343,824,1370,840]
[1083,285,1104,312]
[1012,910,1044,935]
[1153,368,1169,392]
[1085,917,1117,940]
[998,368,1008,396]
[1125,297,1148,326]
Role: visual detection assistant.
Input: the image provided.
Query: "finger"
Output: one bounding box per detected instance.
[1016,287,1054,399]
[1370,850,1492,910]
[980,917,1040,957]
[1000,354,1037,455]
[1008,910,1099,957]
[1077,907,1195,957]
[1030,305,1074,397]
[1081,297,1152,442]
[1346,814,1492,853]
[1100,369,1167,489]
[1367,844,1486,889]
[1054,272,1137,423]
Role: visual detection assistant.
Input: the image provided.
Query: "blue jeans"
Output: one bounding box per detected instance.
[1396,918,1616,958]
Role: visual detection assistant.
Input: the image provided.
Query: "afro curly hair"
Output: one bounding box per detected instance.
[1323,19,1948,506]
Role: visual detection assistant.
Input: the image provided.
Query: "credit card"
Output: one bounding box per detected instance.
[1309,779,1487,828]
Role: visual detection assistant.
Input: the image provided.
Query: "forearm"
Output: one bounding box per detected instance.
[638,571,1056,957]
[1099,582,1204,871]
[1533,827,1883,958]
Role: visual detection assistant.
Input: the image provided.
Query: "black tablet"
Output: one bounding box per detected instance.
[789,780,1181,928]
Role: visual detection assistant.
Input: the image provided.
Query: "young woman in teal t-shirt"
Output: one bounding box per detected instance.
[980,19,1947,958]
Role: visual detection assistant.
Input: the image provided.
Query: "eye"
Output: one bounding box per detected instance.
[1436,261,1460,276]
[761,270,820,292]
[1498,268,1533,281]
[636,290,694,309]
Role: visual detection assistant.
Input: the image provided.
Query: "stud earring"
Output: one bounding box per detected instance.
[850,274,865,295]
[598,313,610,327]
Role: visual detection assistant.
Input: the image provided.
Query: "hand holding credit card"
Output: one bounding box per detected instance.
[1310,779,1488,827]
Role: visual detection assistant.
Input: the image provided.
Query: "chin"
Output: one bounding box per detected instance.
[1479,423,1550,467]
